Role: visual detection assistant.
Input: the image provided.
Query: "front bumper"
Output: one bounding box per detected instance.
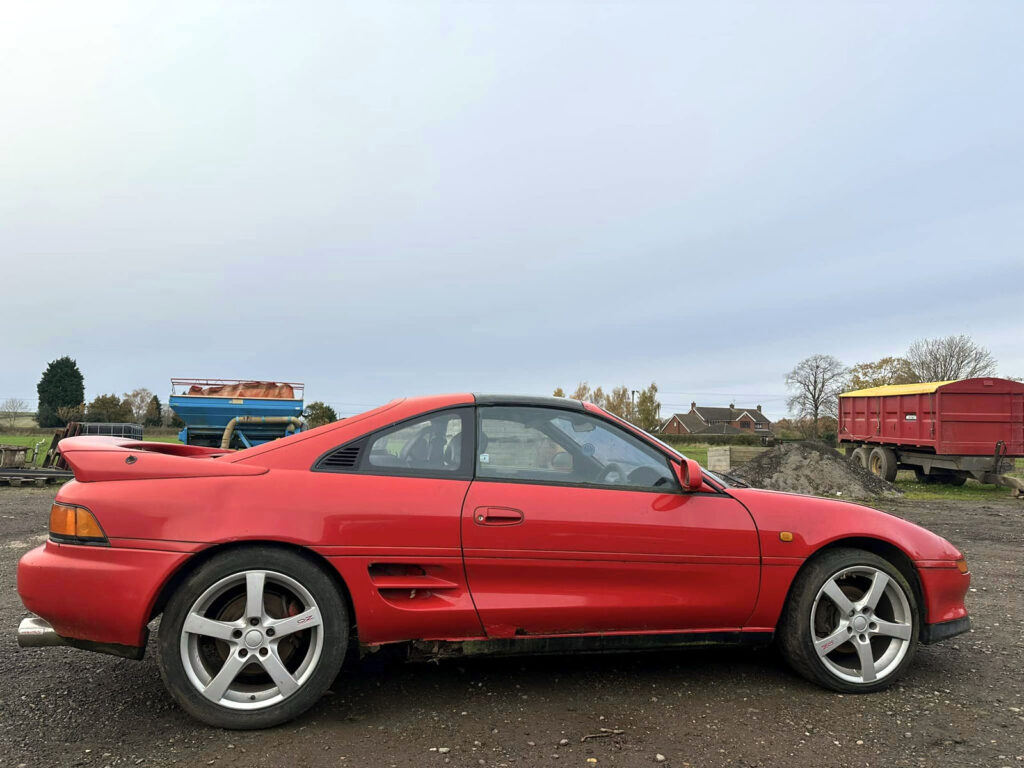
[920,616,971,645]
[17,541,189,652]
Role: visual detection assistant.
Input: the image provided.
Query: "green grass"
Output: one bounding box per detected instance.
[672,444,709,466]
[892,461,1023,500]
[0,430,181,466]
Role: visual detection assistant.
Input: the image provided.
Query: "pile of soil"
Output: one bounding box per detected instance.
[730,441,903,499]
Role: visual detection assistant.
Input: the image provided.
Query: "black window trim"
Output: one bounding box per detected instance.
[310,400,727,496]
[311,406,475,480]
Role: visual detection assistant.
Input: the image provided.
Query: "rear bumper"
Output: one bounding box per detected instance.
[17,541,189,651]
[920,616,971,645]
[18,615,146,659]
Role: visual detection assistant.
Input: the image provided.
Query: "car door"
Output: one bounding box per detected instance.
[461,404,760,637]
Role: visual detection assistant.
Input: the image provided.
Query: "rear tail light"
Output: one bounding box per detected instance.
[49,502,108,545]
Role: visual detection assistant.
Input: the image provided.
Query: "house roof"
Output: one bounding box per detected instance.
[656,412,708,433]
[694,406,770,425]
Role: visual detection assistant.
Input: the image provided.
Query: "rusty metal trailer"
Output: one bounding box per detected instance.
[838,378,1024,495]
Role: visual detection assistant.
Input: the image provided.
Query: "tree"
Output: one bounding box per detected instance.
[85,394,134,423]
[905,334,997,382]
[785,354,848,439]
[554,381,662,430]
[303,401,338,428]
[570,382,591,401]
[36,356,85,428]
[552,387,566,398]
[123,388,155,423]
[143,395,163,427]
[603,386,634,421]
[56,404,85,424]
[0,398,28,430]
[848,356,917,390]
[632,382,661,431]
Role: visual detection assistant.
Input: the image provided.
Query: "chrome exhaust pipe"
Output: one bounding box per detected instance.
[18,616,69,649]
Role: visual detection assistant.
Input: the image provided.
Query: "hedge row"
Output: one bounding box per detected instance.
[654,433,766,447]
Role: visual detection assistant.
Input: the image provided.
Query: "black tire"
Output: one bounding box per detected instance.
[843,445,856,459]
[157,546,348,729]
[778,548,919,693]
[944,471,968,487]
[868,447,898,482]
[850,447,870,470]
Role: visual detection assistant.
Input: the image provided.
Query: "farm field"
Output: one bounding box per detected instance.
[0,430,182,467]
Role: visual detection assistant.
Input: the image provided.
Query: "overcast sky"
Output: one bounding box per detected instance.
[3,2,1022,420]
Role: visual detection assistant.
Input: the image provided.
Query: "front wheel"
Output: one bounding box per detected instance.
[157,547,348,729]
[778,548,918,692]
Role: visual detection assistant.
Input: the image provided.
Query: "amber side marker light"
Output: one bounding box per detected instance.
[956,559,969,574]
[49,503,108,544]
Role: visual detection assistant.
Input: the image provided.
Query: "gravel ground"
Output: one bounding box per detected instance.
[1,487,1021,768]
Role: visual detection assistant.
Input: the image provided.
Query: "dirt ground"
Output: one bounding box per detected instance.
[0,487,1021,768]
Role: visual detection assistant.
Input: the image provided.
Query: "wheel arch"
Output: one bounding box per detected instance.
[147,540,359,642]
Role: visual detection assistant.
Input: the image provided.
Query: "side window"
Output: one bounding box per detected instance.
[364,409,468,476]
[477,406,676,490]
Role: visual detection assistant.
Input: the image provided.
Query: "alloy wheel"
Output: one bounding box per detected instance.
[810,565,913,684]
[179,570,324,710]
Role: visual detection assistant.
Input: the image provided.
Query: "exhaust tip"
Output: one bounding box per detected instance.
[17,616,68,649]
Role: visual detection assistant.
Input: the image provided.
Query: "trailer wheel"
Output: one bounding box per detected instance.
[851,447,870,470]
[868,447,898,482]
[944,471,968,487]
[843,445,857,458]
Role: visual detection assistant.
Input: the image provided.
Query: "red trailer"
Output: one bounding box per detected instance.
[838,378,1024,495]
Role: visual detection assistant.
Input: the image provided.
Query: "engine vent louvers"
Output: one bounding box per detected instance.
[319,443,361,470]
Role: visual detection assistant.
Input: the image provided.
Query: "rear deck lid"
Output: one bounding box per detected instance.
[58,437,268,482]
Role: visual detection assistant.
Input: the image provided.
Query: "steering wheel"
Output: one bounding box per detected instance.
[599,463,627,485]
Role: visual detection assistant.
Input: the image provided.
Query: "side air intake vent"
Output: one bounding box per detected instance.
[318,442,363,470]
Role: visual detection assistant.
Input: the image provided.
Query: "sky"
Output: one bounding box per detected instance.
[2,2,1022,421]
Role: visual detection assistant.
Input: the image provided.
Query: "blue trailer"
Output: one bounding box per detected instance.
[169,379,306,449]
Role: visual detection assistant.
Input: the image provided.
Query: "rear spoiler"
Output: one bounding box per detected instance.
[58,437,268,483]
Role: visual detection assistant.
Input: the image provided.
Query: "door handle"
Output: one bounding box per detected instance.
[474,506,524,526]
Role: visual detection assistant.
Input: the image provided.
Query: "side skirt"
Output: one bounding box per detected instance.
[391,631,774,663]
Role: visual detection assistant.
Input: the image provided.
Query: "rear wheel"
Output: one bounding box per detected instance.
[850,447,870,470]
[158,547,348,729]
[779,548,918,693]
[868,447,899,482]
[943,470,968,486]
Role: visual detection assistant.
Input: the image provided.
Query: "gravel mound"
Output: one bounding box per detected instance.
[731,441,903,499]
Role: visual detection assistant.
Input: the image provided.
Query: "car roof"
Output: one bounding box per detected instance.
[473,394,585,411]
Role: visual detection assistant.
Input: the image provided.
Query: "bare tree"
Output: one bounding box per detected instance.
[122,388,155,423]
[905,334,997,382]
[56,404,85,424]
[0,398,28,430]
[785,354,848,439]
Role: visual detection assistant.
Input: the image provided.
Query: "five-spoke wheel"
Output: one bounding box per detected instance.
[779,548,919,692]
[158,547,347,729]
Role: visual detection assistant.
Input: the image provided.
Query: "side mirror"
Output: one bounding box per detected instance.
[675,458,704,492]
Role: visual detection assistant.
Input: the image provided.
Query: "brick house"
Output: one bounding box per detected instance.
[656,402,772,437]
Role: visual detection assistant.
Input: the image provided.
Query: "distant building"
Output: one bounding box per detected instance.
[656,402,772,437]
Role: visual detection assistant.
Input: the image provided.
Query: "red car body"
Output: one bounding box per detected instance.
[18,394,969,665]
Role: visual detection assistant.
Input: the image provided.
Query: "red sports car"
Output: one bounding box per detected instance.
[17,394,971,729]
